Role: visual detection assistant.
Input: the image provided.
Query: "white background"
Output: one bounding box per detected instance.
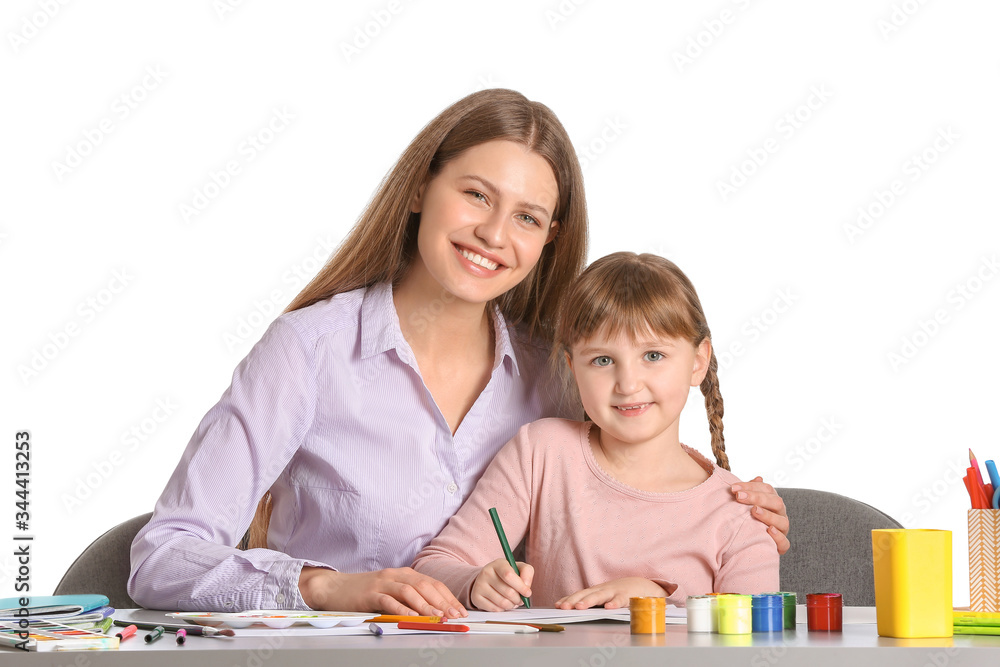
[2,0,997,607]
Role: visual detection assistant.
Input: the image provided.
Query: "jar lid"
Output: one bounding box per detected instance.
[806,593,843,607]
[716,594,752,608]
[751,594,784,608]
[686,595,715,609]
[629,596,667,610]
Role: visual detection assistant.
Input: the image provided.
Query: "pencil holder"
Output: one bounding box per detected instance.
[969,509,1000,612]
[872,529,952,638]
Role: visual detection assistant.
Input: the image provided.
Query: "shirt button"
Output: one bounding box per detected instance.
[275,593,285,605]
[446,483,458,494]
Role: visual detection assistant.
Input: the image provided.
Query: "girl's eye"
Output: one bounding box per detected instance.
[592,356,613,367]
[466,190,487,203]
[517,213,541,227]
[644,351,664,362]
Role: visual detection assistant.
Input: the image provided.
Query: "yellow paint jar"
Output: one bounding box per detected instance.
[717,594,753,634]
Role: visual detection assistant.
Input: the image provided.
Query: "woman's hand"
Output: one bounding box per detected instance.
[471,558,534,611]
[298,566,467,618]
[555,578,667,610]
[731,476,790,554]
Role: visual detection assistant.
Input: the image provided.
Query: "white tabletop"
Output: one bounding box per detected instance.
[12,607,1000,666]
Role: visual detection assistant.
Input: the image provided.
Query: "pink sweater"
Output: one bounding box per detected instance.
[413,418,779,608]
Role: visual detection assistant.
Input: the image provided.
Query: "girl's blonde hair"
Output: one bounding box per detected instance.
[554,252,729,470]
[245,89,589,550]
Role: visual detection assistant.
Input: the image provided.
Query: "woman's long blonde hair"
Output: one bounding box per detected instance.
[245,89,589,550]
[554,252,729,470]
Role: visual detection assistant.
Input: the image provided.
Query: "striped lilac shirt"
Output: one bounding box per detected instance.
[128,283,575,611]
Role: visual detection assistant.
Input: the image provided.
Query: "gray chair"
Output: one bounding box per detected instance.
[776,487,903,606]
[54,512,152,609]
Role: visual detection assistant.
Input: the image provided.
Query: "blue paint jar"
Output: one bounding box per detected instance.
[751,594,784,633]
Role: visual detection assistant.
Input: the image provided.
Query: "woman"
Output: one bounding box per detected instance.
[128,89,789,616]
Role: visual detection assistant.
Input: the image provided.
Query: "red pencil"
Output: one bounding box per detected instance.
[397,622,469,632]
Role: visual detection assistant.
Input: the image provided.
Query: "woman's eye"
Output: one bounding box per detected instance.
[592,356,613,367]
[466,190,487,203]
[644,351,663,362]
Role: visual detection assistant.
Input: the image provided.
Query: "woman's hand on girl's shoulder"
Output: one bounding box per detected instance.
[730,476,790,555]
[298,566,467,618]
[555,577,667,610]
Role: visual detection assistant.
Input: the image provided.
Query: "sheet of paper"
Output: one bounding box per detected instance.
[460,606,685,624]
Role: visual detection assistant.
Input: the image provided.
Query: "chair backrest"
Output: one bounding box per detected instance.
[54,512,152,610]
[776,487,902,606]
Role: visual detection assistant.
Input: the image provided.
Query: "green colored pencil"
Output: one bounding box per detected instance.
[488,507,530,608]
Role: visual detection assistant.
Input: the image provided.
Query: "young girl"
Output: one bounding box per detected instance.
[413,252,780,610]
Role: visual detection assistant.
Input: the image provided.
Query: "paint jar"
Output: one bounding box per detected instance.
[686,595,718,633]
[717,594,752,634]
[806,593,843,632]
[751,594,784,632]
[763,591,797,629]
[629,597,666,634]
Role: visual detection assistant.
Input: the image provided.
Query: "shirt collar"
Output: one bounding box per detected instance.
[360,282,520,376]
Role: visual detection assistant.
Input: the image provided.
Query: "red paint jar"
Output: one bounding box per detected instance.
[806,593,843,631]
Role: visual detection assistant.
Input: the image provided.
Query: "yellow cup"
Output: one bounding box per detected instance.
[872,529,952,638]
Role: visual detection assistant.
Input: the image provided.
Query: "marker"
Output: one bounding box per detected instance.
[987,460,1000,490]
[114,620,235,637]
[175,628,187,645]
[115,624,137,641]
[144,626,165,644]
[369,623,383,636]
[488,507,530,608]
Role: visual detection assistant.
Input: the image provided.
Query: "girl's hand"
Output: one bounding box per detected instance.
[555,577,667,610]
[298,566,467,618]
[731,476,791,555]
[471,558,534,611]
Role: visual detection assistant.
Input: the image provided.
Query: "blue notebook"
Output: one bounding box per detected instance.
[0,595,109,621]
